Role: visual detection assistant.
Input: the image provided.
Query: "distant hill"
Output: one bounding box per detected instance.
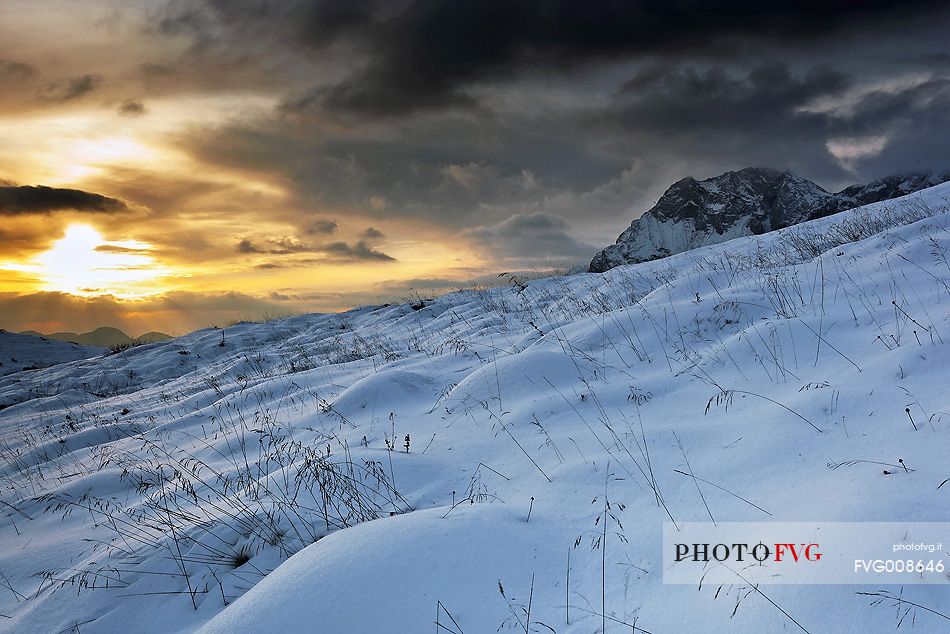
[137,331,174,343]
[17,327,173,348]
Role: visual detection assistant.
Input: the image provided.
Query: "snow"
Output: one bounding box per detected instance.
[0,331,102,380]
[3,184,950,632]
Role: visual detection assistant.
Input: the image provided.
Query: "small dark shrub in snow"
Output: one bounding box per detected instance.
[231,549,252,569]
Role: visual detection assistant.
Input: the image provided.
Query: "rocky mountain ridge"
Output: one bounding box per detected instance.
[590,168,949,272]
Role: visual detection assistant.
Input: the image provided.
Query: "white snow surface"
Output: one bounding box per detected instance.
[2,184,950,633]
[0,331,103,379]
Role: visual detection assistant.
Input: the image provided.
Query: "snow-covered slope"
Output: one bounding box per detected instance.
[590,168,949,272]
[2,184,950,633]
[0,331,103,380]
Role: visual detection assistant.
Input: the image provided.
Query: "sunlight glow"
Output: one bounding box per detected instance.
[32,224,169,298]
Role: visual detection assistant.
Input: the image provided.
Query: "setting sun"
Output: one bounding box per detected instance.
[31,224,168,298]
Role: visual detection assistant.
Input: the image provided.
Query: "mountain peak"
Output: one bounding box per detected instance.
[589,168,949,272]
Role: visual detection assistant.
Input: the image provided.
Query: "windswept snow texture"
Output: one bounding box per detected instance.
[589,168,949,272]
[0,331,103,379]
[3,185,950,633]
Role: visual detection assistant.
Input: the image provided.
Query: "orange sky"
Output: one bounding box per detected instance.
[0,100,492,333]
[0,3,529,335]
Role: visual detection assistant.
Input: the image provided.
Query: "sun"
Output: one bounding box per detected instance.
[33,224,169,298]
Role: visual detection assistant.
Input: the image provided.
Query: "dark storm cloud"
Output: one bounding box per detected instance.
[153,0,375,44]
[298,0,947,116]
[614,62,848,133]
[832,77,950,174]
[296,0,380,48]
[361,227,384,239]
[236,236,395,261]
[587,63,950,186]
[0,185,129,215]
[144,0,950,258]
[179,68,950,258]
[153,0,945,117]
[605,66,950,178]
[180,115,620,231]
[621,61,847,104]
[841,77,950,132]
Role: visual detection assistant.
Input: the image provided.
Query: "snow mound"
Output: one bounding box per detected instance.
[200,505,564,634]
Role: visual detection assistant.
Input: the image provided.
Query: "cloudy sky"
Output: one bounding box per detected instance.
[1,0,949,334]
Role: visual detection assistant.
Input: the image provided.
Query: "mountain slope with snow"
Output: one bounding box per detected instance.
[0,331,103,380]
[1,184,950,633]
[590,168,949,272]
